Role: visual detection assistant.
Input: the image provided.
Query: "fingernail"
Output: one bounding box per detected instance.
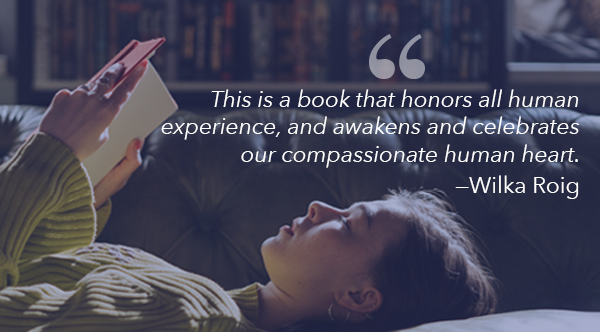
[135,139,141,150]
[133,64,146,74]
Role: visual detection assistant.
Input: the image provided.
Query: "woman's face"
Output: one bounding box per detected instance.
[261,199,409,299]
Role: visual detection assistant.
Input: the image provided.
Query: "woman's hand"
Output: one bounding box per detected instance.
[39,60,148,161]
[93,138,143,210]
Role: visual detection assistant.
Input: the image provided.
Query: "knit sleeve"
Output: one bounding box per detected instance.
[2,244,265,332]
[0,132,96,289]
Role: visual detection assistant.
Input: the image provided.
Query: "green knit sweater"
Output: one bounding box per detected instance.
[0,133,264,332]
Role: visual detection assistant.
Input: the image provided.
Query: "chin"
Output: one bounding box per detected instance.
[261,235,276,251]
[260,236,275,263]
[260,236,287,278]
[260,239,275,276]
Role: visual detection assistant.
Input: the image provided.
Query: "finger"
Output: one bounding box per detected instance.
[48,89,71,108]
[109,60,148,107]
[91,62,125,97]
[125,138,143,169]
[115,139,142,168]
[76,84,92,93]
[39,89,74,138]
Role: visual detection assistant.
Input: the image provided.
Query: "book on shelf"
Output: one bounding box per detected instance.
[378,0,401,82]
[420,0,434,81]
[95,0,108,72]
[311,0,330,82]
[179,0,201,80]
[195,1,209,80]
[33,0,490,88]
[293,0,311,82]
[251,0,274,82]
[221,0,236,81]
[273,0,295,82]
[347,0,366,82]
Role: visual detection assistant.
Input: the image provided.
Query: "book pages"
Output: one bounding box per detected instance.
[83,62,178,186]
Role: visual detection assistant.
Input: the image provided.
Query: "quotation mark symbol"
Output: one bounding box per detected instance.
[369,34,425,80]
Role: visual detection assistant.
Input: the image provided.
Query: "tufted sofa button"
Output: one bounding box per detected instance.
[0,105,45,163]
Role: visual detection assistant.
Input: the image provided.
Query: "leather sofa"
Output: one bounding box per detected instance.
[2,104,600,331]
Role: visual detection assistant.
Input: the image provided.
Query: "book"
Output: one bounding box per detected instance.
[116,1,144,53]
[209,0,224,80]
[347,0,365,81]
[59,0,77,79]
[420,0,434,81]
[293,0,311,82]
[88,38,165,89]
[378,0,400,82]
[147,2,167,76]
[220,0,236,81]
[108,0,119,60]
[195,1,209,79]
[95,0,109,72]
[165,0,179,81]
[364,0,379,82]
[221,0,236,81]
[83,39,178,186]
[459,0,471,81]
[402,0,422,79]
[36,0,491,86]
[441,0,452,81]
[251,0,274,81]
[274,0,295,81]
[83,62,178,186]
[84,0,97,79]
[311,0,330,82]
[75,0,86,79]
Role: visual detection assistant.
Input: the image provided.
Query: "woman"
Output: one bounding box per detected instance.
[0,62,496,332]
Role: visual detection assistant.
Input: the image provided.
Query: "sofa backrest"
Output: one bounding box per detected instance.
[102,107,600,312]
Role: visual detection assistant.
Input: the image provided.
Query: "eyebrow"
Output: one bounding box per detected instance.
[359,204,373,229]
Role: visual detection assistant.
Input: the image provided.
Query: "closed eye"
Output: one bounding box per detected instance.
[340,216,351,230]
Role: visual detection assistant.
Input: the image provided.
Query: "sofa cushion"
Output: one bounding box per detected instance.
[401,309,600,332]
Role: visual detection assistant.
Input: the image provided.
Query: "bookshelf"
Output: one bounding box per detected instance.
[18,0,506,114]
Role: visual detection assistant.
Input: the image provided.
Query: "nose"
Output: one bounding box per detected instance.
[307,201,341,224]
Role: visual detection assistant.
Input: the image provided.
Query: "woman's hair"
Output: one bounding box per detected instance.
[279,188,498,332]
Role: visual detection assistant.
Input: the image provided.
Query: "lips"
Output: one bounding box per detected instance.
[281,225,294,236]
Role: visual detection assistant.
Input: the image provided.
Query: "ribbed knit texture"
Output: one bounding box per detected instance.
[0,133,264,332]
[227,283,261,323]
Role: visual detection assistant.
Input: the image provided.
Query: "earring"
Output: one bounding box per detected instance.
[328,300,351,324]
[365,303,376,319]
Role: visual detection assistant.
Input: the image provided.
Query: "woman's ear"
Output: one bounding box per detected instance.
[337,286,382,315]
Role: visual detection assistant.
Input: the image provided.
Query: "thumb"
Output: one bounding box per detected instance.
[104,138,142,186]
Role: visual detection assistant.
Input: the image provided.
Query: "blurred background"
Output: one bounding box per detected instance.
[1,0,600,115]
